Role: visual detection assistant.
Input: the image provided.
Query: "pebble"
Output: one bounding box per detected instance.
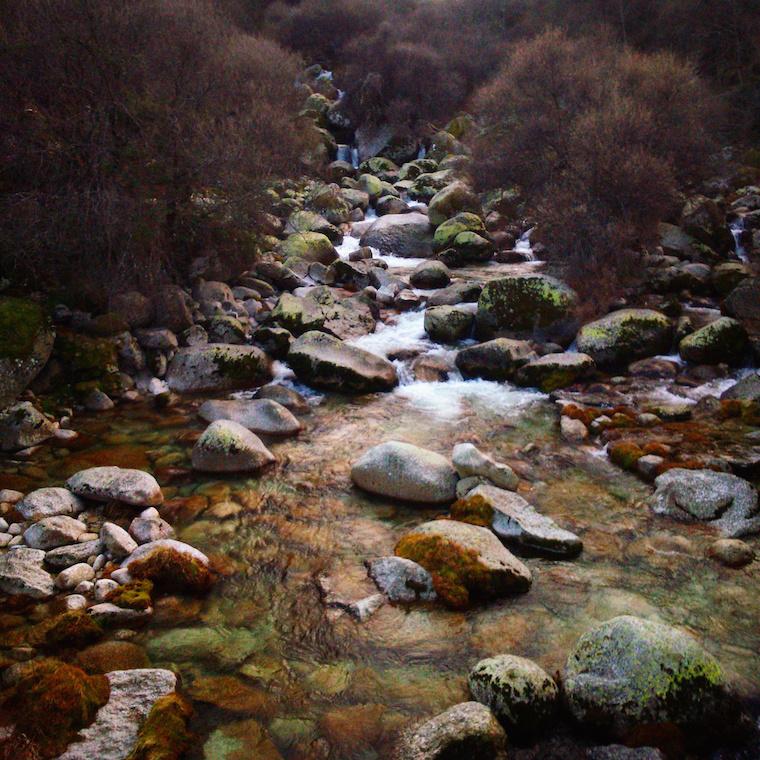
[110,568,132,584]
[65,594,88,610]
[0,490,23,504]
[8,523,22,536]
[94,578,119,601]
[56,562,96,590]
[92,554,107,572]
[0,518,8,531]
[75,580,94,595]
[0,533,12,548]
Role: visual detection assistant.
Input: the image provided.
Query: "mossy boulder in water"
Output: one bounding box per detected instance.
[278,231,337,265]
[288,331,398,394]
[476,274,578,343]
[123,539,213,593]
[678,317,748,365]
[515,352,595,392]
[351,440,458,504]
[0,658,110,759]
[433,212,486,251]
[424,305,474,343]
[127,692,193,760]
[53,328,120,391]
[192,419,275,473]
[67,465,163,506]
[575,309,672,368]
[0,296,54,409]
[166,344,272,393]
[284,210,342,243]
[468,654,558,736]
[395,519,531,608]
[428,182,481,227]
[397,701,507,760]
[564,616,740,742]
[455,338,536,381]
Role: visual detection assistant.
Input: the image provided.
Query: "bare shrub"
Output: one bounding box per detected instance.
[470,29,722,303]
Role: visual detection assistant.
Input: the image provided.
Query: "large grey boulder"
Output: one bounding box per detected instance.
[576,309,672,368]
[17,487,84,522]
[191,420,275,473]
[67,466,163,507]
[351,441,457,504]
[456,338,536,381]
[0,401,56,451]
[288,331,398,394]
[0,296,54,410]
[23,515,87,550]
[0,547,55,598]
[57,669,177,760]
[359,213,434,258]
[476,274,578,343]
[397,702,507,760]
[458,483,583,557]
[468,654,558,735]
[367,556,437,603]
[166,344,271,393]
[649,468,759,537]
[564,616,738,739]
[198,399,302,437]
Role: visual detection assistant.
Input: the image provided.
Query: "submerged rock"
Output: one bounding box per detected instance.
[166,344,271,393]
[57,669,177,760]
[452,443,518,490]
[395,519,531,608]
[351,441,457,504]
[192,420,275,473]
[67,466,163,506]
[198,398,302,437]
[0,546,55,598]
[367,556,437,602]
[468,654,558,735]
[564,616,739,741]
[454,484,583,557]
[288,331,398,394]
[254,383,311,414]
[649,468,760,537]
[397,701,507,760]
[576,309,672,368]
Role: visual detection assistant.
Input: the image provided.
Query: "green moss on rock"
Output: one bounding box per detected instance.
[126,692,193,760]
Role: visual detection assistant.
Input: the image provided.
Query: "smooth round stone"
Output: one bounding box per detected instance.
[65,594,88,610]
[191,420,275,473]
[56,562,95,590]
[16,487,84,522]
[198,398,302,437]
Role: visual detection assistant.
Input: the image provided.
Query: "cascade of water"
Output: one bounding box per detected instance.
[515,227,537,261]
[729,218,749,263]
[336,144,351,163]
[351,147,360,168]
[417,144,427,160]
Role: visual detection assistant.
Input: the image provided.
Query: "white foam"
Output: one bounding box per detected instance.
[336,235,361,260]
[349,310,430,359]
[394,379,545,420]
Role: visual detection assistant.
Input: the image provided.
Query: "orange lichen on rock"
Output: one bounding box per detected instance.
[609,441,645,471]
[450,494,494,528]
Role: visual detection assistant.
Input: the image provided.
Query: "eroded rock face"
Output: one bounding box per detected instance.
[57,669,177,760]
[67,466,163,507]
[166,344,272,393]
[576,309,672,368]
[359,213,434,258]
[649,468,760,537]
[397,701,508,760]
[191,419,275,473]
[351,441,457,504]
[476,274,578,344]
[288,331,398,394]
[468,654,558,735]
[564,616,739,740]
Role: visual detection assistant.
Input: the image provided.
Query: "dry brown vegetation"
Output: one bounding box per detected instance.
[0,0,314,304]
[470,30,722,305]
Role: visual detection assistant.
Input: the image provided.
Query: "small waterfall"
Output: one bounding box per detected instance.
[515,227,536,261]
[730,218,749,263]
[336,144,350,163]
[417,144,427,160]
[351,147,359,168]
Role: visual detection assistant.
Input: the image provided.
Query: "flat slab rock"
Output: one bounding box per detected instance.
[57,669,177,760]
[467,483,583,557]
[0,546,54,598]
[66,466,163,507]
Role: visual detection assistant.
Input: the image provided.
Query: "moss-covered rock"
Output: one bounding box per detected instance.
[678,317,748,365]
[428,183,481,227]
[455,338,535,381]
[166,345,271,393]
[127,547,214,594]
[476,274,578,343]
[0,296,54,409]
[395,519,531,609]
[278,232,337,265]
[409,169,455,201]
[424,306,474,343]
[358,173,384,200]
[515,352,595,392]
[284,210,341,243]
[0,658,110,758]
[52,328,120,394]
[308,183,353,225]
[359,156,399,182]
[433,212,486,251]
[106,579,154,610]
[126,692,193,760]
[468,654,558,736]
[711,262,751,296]
[564,616,740,742]
[576,309,673,368]
[39,610,104,650]
[74,641,150,674]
